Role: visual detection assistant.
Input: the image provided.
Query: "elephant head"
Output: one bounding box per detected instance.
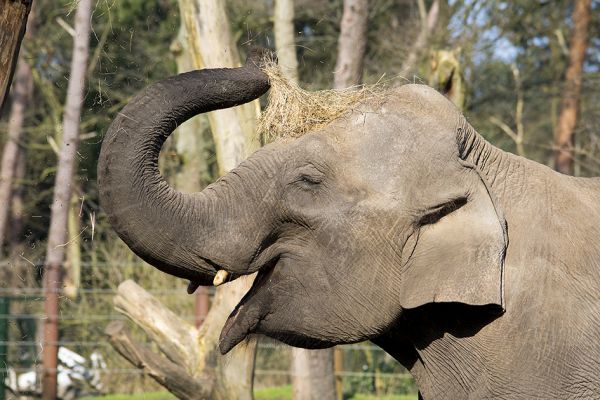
[98,52,507,355]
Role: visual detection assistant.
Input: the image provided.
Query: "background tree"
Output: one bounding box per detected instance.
[106,1,261,399]
[42,0,92,397]
[334,0,369,89]
[274,0,299,83]
[554,0,592,174]
[398,0,440,79]
[0,5,35,259]
[0,0,32,110]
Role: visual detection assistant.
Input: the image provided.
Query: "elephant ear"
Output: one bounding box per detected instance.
[399,166,507,310]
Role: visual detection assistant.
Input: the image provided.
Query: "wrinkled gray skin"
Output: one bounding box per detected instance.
[98,57,600,399]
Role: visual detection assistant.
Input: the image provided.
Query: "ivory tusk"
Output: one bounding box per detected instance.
[213,270,230,286]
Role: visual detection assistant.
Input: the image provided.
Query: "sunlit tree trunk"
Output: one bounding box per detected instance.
[0,1,35,258]
[334,0,369,89]
[292,349,337,400]
[170,2,213,330]
[274,0,299,84]
[191,0,261,170]
[398,0,440,79]
[42,0,92,398]
[63,192,82,299]
[0,0,32,110]
[554,0,591,174]
[0,55,32,259]
[108,1,261,398]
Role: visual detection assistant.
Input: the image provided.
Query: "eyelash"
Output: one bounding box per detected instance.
[418,196,467,225]
[298,175,322,185]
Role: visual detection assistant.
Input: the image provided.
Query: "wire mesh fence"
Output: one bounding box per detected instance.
[0,261,416,398]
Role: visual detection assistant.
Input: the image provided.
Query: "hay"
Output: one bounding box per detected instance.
[257,61,384,142]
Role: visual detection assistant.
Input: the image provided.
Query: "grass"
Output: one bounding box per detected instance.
[351,395,418,400]
[255,385,292,400]
[80,392,176,400]
[81,387,418,400]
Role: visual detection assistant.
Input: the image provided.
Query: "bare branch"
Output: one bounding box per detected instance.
[113,280,200,371]
[105,321,211,400]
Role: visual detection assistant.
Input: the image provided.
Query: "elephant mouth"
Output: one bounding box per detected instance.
[217,256,279,354]
[186,237,283,294]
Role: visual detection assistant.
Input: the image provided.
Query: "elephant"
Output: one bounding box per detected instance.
[98,51,600,399]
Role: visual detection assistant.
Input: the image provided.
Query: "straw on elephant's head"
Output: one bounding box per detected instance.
[257,61,383,142]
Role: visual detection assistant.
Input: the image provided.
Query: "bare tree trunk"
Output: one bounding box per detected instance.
[0,0,32,111]
[170,5,213,329]
[292,349,337,400]
[0,54,32,258]
[398,0,440,79]
[63,192,82,299]
[274,0,299,84]
[334,0,369,89]
[9,150,26,260]
[182,1,260,394]
[554,0,591,174]
[190,0,261,171]
[42,0,92,398]
[0,2,35,292]
[107,1,260,398]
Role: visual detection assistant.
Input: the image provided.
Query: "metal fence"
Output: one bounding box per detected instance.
[0,261,415,398]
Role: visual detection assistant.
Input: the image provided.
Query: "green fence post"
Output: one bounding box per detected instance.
[0,296,9,400]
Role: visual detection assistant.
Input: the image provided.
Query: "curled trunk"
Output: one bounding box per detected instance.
[98,51,270,284]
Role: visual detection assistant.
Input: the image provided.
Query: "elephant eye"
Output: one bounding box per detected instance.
[292,164,324,188]
[418,196,467,226]
[298,174,323,185]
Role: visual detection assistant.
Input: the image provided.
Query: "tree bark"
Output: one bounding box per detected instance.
[0,54,32,259]
[179,0,259,394]
[170,5,213,329]
[0,0,35,258]
[333,0,369,89]
[397,0,440,79]
[42,0,92,398]
[553,0,591,174]
[274,0,299,84]
[0,0,32,111]
[106,320,209,399]
[63,192,82,299]
[292,348,337,400]
[182,0,261,173]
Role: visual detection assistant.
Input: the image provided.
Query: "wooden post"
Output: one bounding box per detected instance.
[0,0,32,112]
[195,287,209,328]
[42,264,61,399]
[334,347,344,400]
